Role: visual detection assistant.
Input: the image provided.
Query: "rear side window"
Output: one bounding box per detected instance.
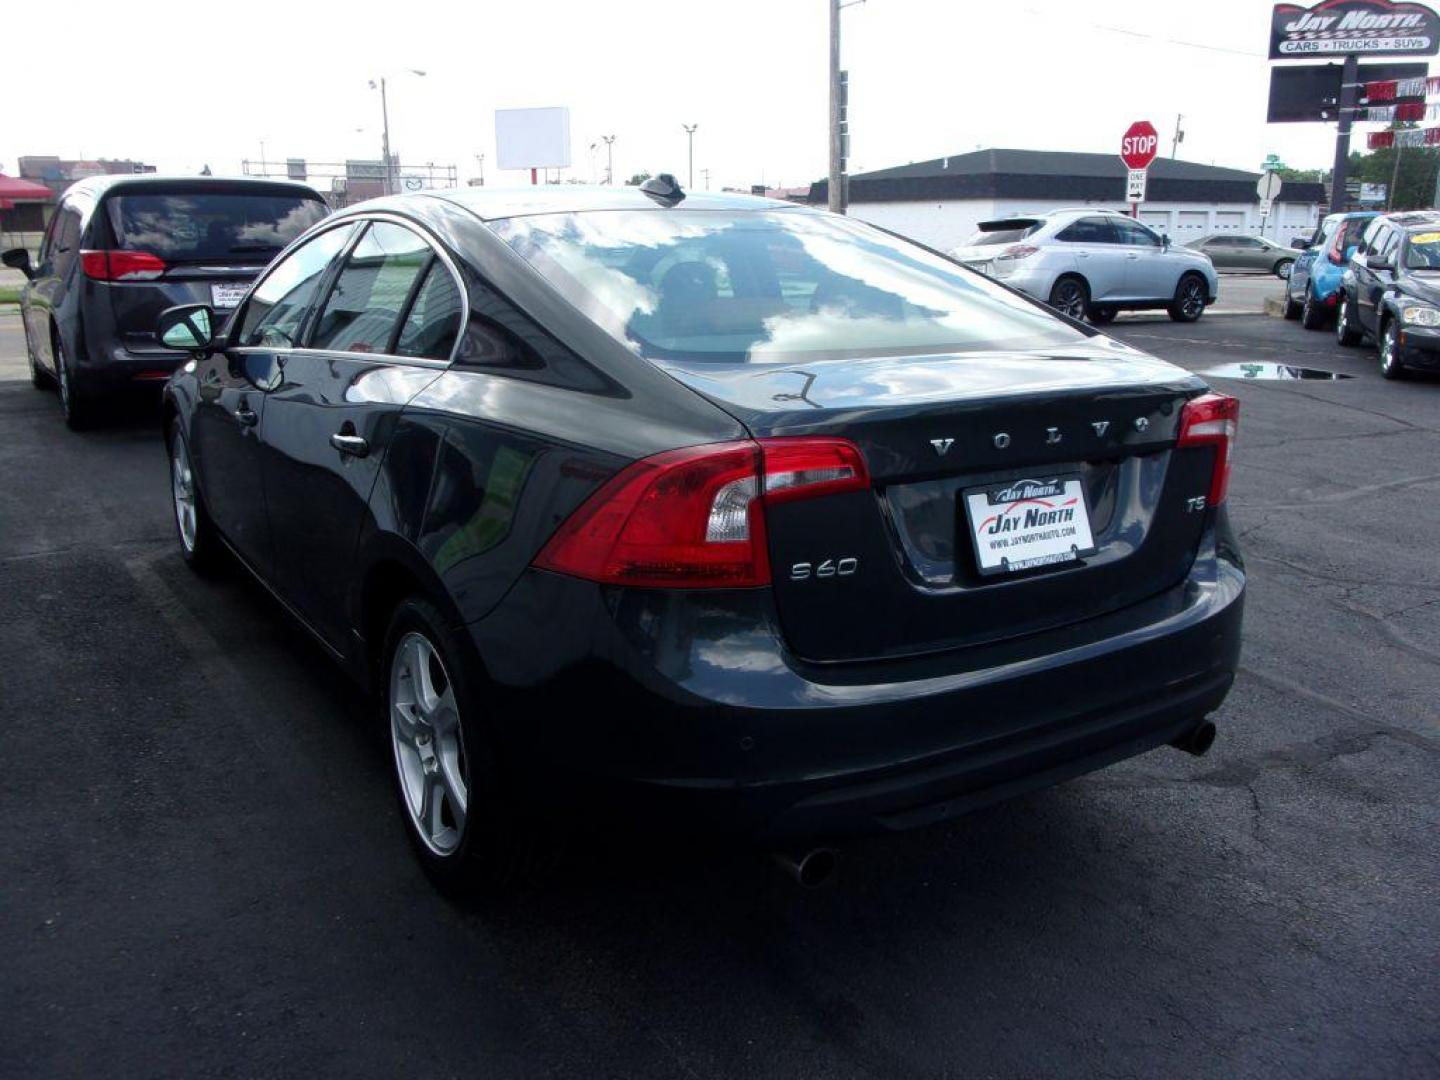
[396,262,464,360]
[310,222,430,354]
[1056,217,1117,244]
[102,190,327,262]
[237,223,357,348]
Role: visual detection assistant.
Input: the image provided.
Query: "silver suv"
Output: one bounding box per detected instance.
[948,208,1218,325]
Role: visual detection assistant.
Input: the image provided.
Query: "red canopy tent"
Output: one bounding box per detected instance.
[0,174,53,210]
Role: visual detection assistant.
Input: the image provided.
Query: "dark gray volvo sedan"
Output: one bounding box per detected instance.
[155,181,1243,889]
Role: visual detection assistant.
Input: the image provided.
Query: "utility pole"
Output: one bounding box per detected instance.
[828,0,844,213]
[683,124,699,188]
[700,167,711,190]
[474,153,485,186]
[1170,114,1184,159]
[1389,139,1404,210]
[602,135,616,185]
[378,78,393,195]
[1330,54,1359,212]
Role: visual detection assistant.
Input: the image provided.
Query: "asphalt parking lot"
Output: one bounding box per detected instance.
[2,307,1437,1079]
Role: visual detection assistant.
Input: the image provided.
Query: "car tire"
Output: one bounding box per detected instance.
[382,597,541,893]
[1379,319,1408,380]
[54,335,95,430]
[1300,285,1329,330]
[1335,295,1362,346]
[1087,304,1118,325]
[167,419,223,573]
[1283,285,1303,320]
[1274,258,1295,280]
[26,329,50,390]
[1167,274,1207,323]
[1048,276,1089,321]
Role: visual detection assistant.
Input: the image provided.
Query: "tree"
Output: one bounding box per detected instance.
[624,171,652,186]
[1346,123,1440,210]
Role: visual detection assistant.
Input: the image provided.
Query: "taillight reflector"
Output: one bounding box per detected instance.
[81,250,167,281]
[533,437,869,589]
[1177,392,1239,506]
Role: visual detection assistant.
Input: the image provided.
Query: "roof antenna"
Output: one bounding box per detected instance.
[640,173,685,207]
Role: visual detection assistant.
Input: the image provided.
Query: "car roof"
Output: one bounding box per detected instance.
[61,174,325,201]
[1385,210,1440,232]
[423,184,801,221]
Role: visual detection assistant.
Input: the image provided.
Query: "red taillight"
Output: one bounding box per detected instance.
[996,244,1040,261]
[533,437,869,589]
[1177,393,1240,506]
[80,250,167,281]
[1327,229,1348,266]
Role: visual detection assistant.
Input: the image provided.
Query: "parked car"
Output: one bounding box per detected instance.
[2,175,328,428]
[157,182,1244,889]
[948,208,1218,324]
[1282,210,1379,330]
[1337,210,1440,379]
[1185,234,1296,278]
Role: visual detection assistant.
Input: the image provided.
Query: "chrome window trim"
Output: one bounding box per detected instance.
[228,209,470,371]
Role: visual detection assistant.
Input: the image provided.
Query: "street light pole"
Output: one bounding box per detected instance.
[378,77,393,195]
[371,69,426,197]
[602,135,616,184]
[683,124,698,188]
[828,0,843,213]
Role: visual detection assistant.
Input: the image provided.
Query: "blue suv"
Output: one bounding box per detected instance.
[1284,211,1379,330]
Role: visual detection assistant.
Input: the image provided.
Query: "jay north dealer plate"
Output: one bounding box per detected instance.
[963,475,1097,577]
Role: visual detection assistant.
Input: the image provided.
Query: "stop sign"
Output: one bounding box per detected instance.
[1120,121,1159,171]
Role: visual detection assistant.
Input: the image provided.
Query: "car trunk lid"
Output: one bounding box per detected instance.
[658,342,1215,663]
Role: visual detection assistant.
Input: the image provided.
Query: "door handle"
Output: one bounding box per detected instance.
[1075,252,1090,259]
[330,433,370,458]
[234,405,258,427]
[1126,253,1139,260]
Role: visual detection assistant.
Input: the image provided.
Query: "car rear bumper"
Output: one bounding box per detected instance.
[74,334,188,390]
[468,517,1245,842]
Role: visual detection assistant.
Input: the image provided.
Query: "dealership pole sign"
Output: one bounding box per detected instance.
[1270,0,1440,58]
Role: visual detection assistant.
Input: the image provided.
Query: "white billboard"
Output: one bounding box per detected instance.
[495,107,572,171]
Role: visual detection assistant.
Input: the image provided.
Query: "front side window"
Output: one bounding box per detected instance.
[1056,217,1118,244]
[310,222,431,354]
[494,209,1088,365]
[236,223,357,348]
[1114,219,1161,248]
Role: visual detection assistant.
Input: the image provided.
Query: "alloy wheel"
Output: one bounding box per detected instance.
[1381,323,1403,378]
[1336,303,1349,343]
[1277,261,1293,279]
[1180,279,1205,319]
[171,436,198,553]
[390,632,469,856]
[56,342,72,414]
[1053,281,1086,320]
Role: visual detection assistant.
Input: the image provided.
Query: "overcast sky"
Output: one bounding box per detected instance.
[2,0,1371,189]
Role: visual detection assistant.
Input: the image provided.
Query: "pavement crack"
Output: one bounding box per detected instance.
[1245,550,1440,591]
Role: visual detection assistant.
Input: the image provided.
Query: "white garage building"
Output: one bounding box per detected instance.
[808,149,1325,251]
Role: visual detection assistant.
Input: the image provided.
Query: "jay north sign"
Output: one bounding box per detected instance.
[1270,0,1440,57]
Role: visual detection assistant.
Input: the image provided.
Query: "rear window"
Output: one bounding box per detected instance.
[103,190,328,262]
[493,209,1086,364]
[962,220,1041,246]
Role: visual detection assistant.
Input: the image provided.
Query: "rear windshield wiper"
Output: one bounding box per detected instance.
[227,245,281,255]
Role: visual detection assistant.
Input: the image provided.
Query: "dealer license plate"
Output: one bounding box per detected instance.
[210,282,249,309]
[963,475,1097,576]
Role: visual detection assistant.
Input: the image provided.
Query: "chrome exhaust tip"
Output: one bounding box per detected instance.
[771,846,840,888]
[1170,719,1217,757]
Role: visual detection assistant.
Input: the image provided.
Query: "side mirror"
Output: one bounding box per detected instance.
[1370,253,1394,272]
[2,248,35,280]
[1161,234,1171,249]
[158,303,216,352]
[1291,238,1310,250]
